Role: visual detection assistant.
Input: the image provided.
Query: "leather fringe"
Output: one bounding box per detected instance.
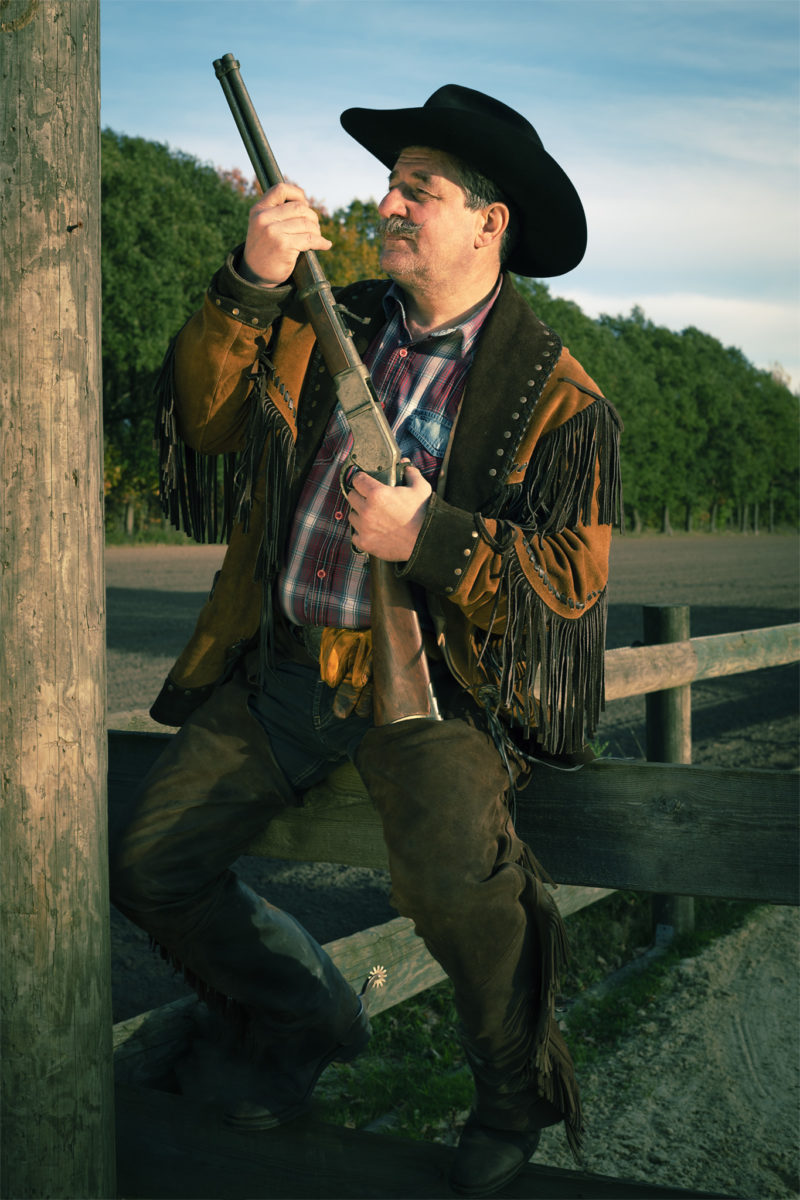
[153,337,238,543]
[519,394,624,536]
[153,339,296,678]
[464,845,585,1160]
[149,935,251,1040]
[474,392,621,757]
[520,847,584,1158]
[480,560,608,756]
[244,353,297,677]
[232,349,295,537]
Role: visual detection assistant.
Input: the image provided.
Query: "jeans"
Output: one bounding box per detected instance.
[247,657,372,790]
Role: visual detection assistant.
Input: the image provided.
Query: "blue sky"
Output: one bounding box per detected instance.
[101,0,799,389]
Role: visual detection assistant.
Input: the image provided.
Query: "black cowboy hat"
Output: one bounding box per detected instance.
[340,83,586,278]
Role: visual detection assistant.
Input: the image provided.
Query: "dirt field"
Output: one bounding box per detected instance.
[107,532,799,1198]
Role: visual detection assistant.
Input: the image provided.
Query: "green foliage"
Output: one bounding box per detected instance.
[314,980,473,1140]
[100,131,381,533]
[100,131,799,537]
[101,129,255,532]
[514,278,799,532]
[319,197,383,284]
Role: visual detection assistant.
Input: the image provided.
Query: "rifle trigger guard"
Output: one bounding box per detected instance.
[339,457,405,494]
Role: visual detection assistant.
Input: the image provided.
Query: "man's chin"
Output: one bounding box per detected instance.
[380,247,415,282]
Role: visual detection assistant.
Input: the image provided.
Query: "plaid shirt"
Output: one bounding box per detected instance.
[278,280,501,629]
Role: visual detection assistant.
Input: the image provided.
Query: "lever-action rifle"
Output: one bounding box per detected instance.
[213,53,440,725]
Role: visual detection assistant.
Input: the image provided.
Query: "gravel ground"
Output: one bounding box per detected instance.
[536,904,800,1199]
[107,532,799,1198]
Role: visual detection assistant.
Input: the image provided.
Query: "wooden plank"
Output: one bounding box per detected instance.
[106,621,799,811]
[553,885,616,918]
[108,733,798,903]
[605,622,799,701]
[115,1082,731,1199]
[115,887,614,1084]
[242,760,800,904]
[107,729,171,838]
[253,766,389,868]
[319,886,614,1010]
[112,915,442,1088]
[522,759,799,904]
[325,915,443,1010]
[692,624,800,680]
[114,995,201,1087]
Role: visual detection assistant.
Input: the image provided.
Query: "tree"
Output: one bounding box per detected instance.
[516,285,799,532]
[100,136,383,534]
[101,131,255,533]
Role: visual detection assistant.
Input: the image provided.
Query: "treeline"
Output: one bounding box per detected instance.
[101,130,798,538]
[101,129,381,537]
[518,281,798,534]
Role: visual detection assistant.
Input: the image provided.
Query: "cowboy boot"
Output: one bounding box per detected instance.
[449,1118,542,1198]
[449,1035,564,1196]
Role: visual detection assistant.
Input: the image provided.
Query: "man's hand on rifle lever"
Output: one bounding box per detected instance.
[241,182,332,287]
[346,463,432,562]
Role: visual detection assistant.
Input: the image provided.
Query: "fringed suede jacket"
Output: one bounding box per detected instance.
[152,250,623,761]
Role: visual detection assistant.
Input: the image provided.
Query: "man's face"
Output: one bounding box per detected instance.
[377,147,485,292]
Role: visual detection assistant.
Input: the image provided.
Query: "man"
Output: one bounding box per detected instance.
[111,84,622,1196]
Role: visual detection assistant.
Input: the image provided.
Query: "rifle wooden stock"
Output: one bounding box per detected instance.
[370,559,438,725]
[214,53,439,724]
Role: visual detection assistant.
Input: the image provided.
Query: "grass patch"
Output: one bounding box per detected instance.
[105,524,198,546]
[315,894,760,1138]
[315,981,471,1140]
[565,897,758,1069]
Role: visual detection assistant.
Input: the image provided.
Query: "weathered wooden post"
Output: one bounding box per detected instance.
[644,603,695,940]
[0,2,115,1196]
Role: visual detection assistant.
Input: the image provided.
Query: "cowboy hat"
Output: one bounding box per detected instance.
[340,83,586,277]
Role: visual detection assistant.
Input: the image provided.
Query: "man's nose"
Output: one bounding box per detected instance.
[378,187,406,219]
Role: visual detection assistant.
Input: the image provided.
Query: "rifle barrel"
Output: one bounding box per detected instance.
[213,53,331,297]
[213,54,285,191]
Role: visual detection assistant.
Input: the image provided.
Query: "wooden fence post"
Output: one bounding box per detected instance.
[643,604,696,940]
[0,2,115,1196]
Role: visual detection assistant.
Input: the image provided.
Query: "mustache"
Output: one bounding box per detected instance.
[379,216,422,239]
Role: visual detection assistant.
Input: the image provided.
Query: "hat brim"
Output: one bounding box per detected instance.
[340,104,586,277]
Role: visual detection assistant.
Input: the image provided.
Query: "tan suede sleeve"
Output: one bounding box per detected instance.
[166,248,293,454]
[172,299,260,454]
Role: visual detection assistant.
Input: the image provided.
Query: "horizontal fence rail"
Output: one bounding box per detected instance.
[108,621,799,905]
[605,622,798,700]
[115,1080,725,1200]
[108,732,799,906]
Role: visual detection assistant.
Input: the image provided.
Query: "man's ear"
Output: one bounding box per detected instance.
[474,202,510,252]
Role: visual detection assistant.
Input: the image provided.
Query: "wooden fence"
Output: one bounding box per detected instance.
[111,614,799,1199]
